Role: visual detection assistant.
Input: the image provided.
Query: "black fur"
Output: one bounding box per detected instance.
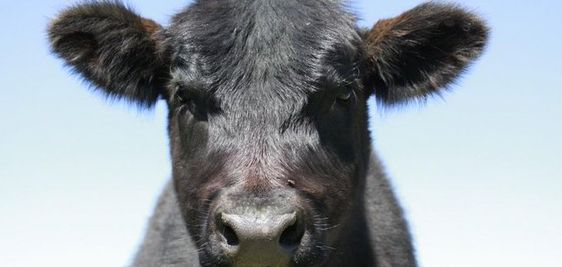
[48,1,168,107]
[363,3,489,104]
[48,1,489,266]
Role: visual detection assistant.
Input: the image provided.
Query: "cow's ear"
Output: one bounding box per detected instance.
[361,3,489,105]
[48,2,169,108]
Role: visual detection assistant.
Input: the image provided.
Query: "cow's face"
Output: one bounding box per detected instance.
[164,2,371,266]
[49,1,488,266]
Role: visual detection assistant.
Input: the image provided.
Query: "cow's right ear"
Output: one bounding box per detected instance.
[48,1,170,108]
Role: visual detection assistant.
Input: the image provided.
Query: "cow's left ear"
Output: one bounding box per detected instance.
[361,3,489,105]
[48,2,169,108]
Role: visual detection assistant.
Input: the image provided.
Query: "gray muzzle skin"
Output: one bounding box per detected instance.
[213,191,306,266]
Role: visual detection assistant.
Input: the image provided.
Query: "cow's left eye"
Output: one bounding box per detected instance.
[337,92,351,101]
[336,90,354,103]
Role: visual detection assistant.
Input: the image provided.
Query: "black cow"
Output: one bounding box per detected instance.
[49,1,488,266]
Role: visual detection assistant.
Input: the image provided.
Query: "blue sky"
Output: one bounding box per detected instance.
[1,0,561,266]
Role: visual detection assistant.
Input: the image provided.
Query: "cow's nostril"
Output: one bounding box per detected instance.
[279,219,304,249]
[216,209,304,260]
[220,223,239,246]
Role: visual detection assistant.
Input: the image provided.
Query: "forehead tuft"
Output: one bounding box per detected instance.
[166,0,360,96]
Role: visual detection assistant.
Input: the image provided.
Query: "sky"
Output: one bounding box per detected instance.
[0,0,561,266]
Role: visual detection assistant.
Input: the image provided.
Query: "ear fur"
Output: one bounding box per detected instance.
[48,1,169,107]
[362,3,489,105]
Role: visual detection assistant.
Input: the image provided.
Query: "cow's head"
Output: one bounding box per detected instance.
[49,1,488,266]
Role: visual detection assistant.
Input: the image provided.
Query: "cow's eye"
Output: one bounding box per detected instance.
[174,85,220,120]
[174,87,193,105]
[335,90,354,103]
[174,87,201,118]
[336,91,353,101]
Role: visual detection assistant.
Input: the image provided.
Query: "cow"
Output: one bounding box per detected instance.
[48,0,488,266]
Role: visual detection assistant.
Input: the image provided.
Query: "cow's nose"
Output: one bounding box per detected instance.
[216,210,304,263]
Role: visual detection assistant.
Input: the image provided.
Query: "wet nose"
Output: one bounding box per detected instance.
[216,209,305,263]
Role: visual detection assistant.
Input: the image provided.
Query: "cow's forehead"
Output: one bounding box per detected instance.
[167,0,360,100]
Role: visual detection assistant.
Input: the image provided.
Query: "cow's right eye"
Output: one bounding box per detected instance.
[174,85,220,120]
[175,88,193,106]
[174,87,203,120]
